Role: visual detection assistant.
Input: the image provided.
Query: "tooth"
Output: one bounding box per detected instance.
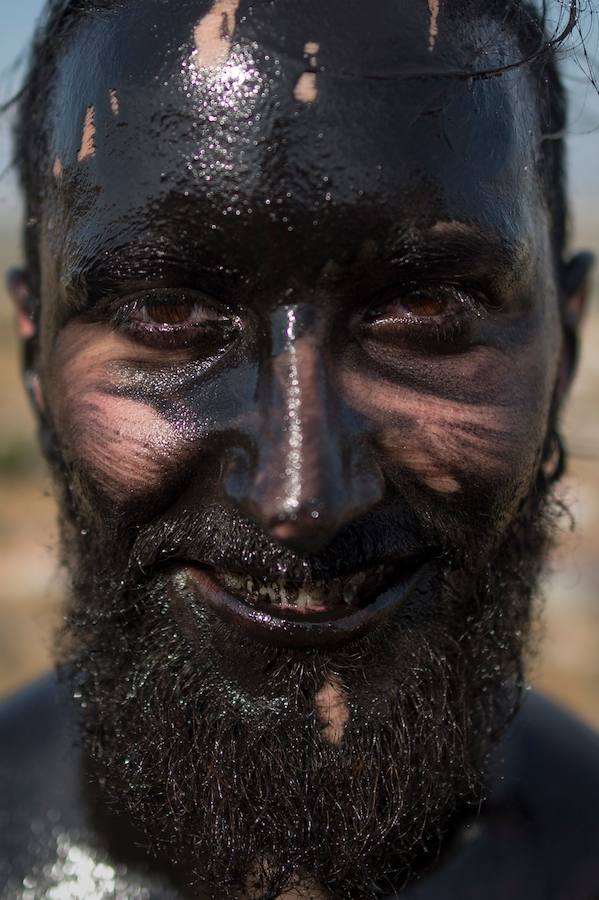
[221,572,245,592]
[297,588,311,608]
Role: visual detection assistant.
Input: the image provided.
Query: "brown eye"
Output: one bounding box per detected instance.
[139,299,219,328]
[359,283,480,354]
[144,301,197,325]
[115,290,240,351]
[402,291,448,317]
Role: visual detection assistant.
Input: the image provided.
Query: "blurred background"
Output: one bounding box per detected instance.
[0,2,598,727]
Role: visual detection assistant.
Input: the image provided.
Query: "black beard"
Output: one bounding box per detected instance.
[54,443,560,900]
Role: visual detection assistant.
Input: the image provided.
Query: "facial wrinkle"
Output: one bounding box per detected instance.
[428,0,440,51]
[314,674,349,745]
[194,0,241,68]
[77,105,96,162]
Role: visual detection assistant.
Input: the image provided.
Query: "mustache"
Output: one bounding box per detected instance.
[130,503,446,583]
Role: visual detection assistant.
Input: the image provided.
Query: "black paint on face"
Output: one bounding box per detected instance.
[36,0,565,896]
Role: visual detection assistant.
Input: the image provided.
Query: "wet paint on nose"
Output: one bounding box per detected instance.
[273,306,308,515]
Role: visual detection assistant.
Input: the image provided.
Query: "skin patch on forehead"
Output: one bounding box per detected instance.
[293,72,317,104]
[428,0,441,51]
[314,675,349,745]
[109,89,120,116]
[52,156,63,179]
[193,0,240,67]
[294,41,320,104]
[304,41,320,64]
[77,105,96,162]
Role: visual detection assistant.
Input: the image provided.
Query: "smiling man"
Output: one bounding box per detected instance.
[1,0,599,898]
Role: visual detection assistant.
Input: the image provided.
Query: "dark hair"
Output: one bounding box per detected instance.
[12,0,579,293]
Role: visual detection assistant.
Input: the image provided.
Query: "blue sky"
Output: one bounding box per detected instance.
[1,1,598,238]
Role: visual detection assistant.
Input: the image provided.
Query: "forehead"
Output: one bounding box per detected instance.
[44,0,545,278]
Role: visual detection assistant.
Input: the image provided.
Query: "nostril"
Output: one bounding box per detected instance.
[268,501,339,553]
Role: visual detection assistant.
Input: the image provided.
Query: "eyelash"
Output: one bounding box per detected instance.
[110,292,237,350]
[360,284,485,351]
[107,284,484,354]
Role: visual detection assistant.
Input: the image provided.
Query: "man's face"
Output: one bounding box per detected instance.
[30,0,567,896]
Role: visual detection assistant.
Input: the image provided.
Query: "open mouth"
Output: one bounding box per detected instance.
[215,564,399,615]
[170,557,430,648]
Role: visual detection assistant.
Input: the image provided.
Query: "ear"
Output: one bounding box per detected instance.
[6,267,44,415]
[556,251,594,407]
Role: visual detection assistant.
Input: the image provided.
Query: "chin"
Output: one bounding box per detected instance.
[55,450,556,897]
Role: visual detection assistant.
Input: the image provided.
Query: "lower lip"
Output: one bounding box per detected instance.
[172,562,428,649]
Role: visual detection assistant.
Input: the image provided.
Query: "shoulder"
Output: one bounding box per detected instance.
[0,675,90,891]
[498,691,599,895]
[0,675,180,898]
[402,692,599,900]
[502,691,599,831]
[0,674,83,813]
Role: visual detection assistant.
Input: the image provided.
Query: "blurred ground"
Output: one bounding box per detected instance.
[0,225,598,728]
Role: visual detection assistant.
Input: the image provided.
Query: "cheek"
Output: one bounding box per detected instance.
[341,344,557,505]
[46,329,195,499]
[59,392,187,497]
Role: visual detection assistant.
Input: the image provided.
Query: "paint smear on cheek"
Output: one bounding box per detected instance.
[51,329,192,498]
[62,392,186,497]
[314,675,349,745]
[341,371,531,489]
[77,105,96,162]
[194,0,240,67]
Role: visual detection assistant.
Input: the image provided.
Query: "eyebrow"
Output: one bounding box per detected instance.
[61,244,235,313]
[387,224,529,282]
[62,221,530,314]
[315,222,532,299]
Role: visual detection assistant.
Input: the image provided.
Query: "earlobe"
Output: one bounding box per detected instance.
[6,267,36,340]
[5,267,44,414]
[556,250,595,405]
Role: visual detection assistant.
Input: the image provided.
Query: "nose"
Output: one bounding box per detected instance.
[223,306,383,554]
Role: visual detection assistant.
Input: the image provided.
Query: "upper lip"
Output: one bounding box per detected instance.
[163,547,433,585]
[133,508,431,584]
